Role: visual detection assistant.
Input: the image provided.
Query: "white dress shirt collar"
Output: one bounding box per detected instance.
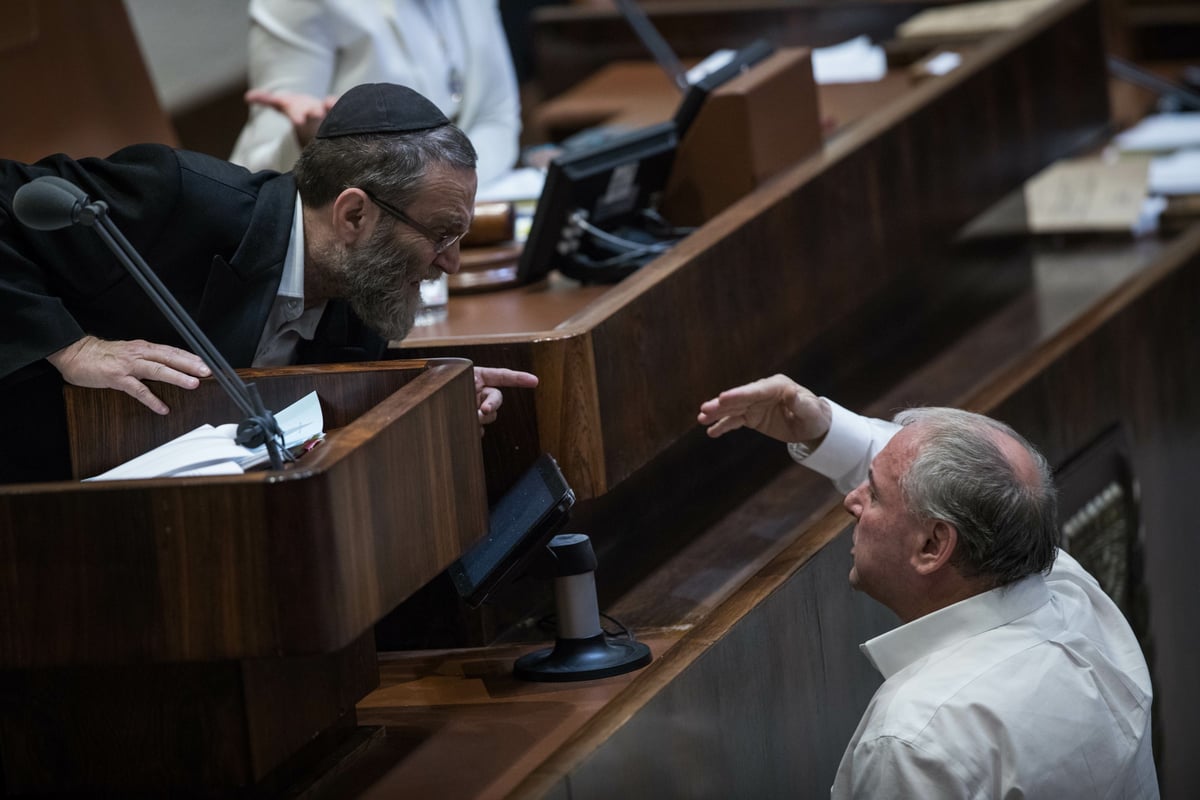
[861,571,1053,679]
[251,195,326,367]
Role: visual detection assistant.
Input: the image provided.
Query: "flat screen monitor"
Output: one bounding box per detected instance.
[446,453,575,608]
[516,120,680,285]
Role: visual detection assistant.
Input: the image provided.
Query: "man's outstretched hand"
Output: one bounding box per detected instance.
[698,374,831,447]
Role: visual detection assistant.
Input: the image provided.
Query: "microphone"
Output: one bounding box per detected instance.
[13,175,286,470]
[12,175,108,230]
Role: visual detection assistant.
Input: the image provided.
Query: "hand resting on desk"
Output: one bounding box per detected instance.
[47,335,212,415]
[46,336,539,432]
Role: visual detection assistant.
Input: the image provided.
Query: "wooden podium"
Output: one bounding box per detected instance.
[0,359,488,794]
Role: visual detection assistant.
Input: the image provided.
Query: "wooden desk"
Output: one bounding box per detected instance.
[532,59,916,142]
[400,0,1111,503]
[0,361,489,795]
[352,1,1200,796]
[532,0,930,97]
[335,222,1200,797]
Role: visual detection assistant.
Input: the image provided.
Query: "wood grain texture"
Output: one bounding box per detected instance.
[0,0,177,161]
[505,232,1200,800]
[963,231,1200,798]
[398,0,1110,501]
[0,360,492,793]
[340,226,1200,799]
[546,532,894,800]
[0,360,488,666]
[532,0,930,97]
[0,631,377,792]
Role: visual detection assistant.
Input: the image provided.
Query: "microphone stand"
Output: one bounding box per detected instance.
[44,183,285,470]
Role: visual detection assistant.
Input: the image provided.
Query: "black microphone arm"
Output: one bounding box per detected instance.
[13,175,285,471]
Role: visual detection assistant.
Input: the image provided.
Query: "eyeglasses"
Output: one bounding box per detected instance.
[358,187,465,255]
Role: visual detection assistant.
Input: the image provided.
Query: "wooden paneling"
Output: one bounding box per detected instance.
[0,0,177,161]
[532,0,931,97]
[510,229,1200,800]
[967,231,1200,798]
[0,359,495,793]
[0,632,377,792]
[554,533,893,799]
[400,0,1111,502]
[0,360,487,667]
[338,225,1199,799]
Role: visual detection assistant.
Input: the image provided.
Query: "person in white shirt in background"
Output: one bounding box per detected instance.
[230,0,521,187]
[698,374,1158,799]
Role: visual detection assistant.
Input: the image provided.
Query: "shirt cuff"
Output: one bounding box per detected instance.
[790,398,891,493]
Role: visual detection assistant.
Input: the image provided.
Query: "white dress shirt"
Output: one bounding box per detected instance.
[230,0,521,185]
[791,400,1159,799]
[252,195,325,367]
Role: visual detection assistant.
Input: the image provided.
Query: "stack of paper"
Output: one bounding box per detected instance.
[1023,156,1157,235]
[86,391,324,481]
[1114,113,1200,153]
[811,36,888,85]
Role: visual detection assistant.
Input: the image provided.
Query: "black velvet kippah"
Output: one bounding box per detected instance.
[316,83,449,139]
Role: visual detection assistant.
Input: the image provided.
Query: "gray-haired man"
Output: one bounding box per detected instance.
[699,375,1157,799]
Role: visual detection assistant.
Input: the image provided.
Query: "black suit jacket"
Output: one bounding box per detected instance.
[0,144,384,482]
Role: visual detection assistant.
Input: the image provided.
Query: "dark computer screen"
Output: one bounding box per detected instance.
[515,40,775,286]
[517,120,680,285]
[447,453,575,608]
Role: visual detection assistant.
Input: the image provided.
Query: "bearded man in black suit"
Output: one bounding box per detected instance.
[0,83,534,482]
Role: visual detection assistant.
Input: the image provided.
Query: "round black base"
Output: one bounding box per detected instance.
[513,634,652,682]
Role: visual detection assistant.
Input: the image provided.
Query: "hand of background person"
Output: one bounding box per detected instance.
[46,335,211,415]
[244,89,338,150]
[474,366,539,428]
[697,374,831,446]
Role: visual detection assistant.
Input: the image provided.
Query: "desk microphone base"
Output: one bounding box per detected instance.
[514,634,651,682]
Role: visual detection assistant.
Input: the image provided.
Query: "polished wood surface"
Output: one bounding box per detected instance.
[533,56,913,143]
[307,4,1200,795]
[347,225,1199,800]
[531,60,685,142]
[1,360,486,665]
[400,0,1111,503]
[0,631,378,792]
[532,0,932,97]
[550,228,1200,798]
[0,360,489,793]
[0,0,177,161]
[9,1,1185,795]
[662,48,823,225]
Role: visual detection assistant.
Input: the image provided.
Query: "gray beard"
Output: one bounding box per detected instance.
[334,223,434,342]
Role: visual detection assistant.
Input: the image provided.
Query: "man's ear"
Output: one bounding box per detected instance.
[912,520,957,576]
[330,188,374,246]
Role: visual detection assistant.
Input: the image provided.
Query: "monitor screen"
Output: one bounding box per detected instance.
[447,453,575,608]
[516,120,680,285]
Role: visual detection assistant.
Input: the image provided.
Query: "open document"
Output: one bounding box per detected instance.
[85,391,324,481]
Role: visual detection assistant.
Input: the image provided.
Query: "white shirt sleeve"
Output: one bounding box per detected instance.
[838,736,975,800]
[790,399,901,494]
[229,0,337,173]
[456,0,521,185]
[229,0,521,183]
